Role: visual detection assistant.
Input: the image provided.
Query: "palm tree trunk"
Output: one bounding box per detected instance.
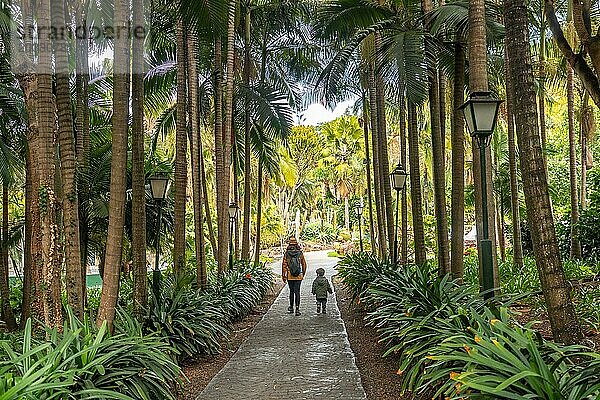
[505,0,582,344]
[21,151,33,328]
[580,93,590,211]
[37,0,62,328]
[496,198,506,262]
[567,65,582,259]
[187,35,207,288]
[423,0,450,275]
[374,59,395,257]
[75,1,90,166]
[451,42,465,280]
[132,0,147,315]
[361,95,376,253]
[214,36,225,272]
[241,7,252,260]
[96,0,130,329]
[539,8,548,161]
[504,45,524,268]
[200,142,218,257]
[0,185,16,330]
[408,102,427,265]
[368,65,386,257]
[173,20,188,274]
[468,0,500,291]
[253,161,264,266]
[53,0,84,318]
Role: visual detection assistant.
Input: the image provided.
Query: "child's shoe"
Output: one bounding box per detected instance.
[316,304,321,314]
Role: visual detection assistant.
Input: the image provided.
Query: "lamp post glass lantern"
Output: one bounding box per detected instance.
[149,173,170,300]
[228,202,239,269]
[459,91,503,299]
[390,164,408,264]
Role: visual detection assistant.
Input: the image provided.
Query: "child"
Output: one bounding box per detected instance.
[311,267,333,314]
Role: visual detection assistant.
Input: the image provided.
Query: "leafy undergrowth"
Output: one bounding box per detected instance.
[337,253,600,399]
[0,263,274,399]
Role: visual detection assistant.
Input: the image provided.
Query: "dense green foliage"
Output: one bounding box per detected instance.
[337,253,600,398]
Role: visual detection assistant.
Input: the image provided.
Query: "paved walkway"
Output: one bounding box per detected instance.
[197,250,367,400]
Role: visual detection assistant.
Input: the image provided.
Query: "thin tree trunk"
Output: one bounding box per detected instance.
[368,65,386,257]
[132,0,147,315]
[96,0,130,329]
[361,95,376,253]
[38,0,62,328]
[408,102,427,265]
[187,35,207,288]
[451,42,466,280]
[241,7,252,260]
[21,151,33,328]
[468,0,500,291]
[539,8,548,161]
[423,0,450,275]
[214,36,225,272]
[173,20,188,273]
[505,0,583,344]
[567,65,582,258]
[505,45,524,268]
[0,185,16,330]
[580,93,590,211]
[374,50,395,257]
[54,0,84,319]
[200,142,217,257]
[497,197,506,262]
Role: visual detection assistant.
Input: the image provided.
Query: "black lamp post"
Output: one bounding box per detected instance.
[390,163,408,265]
[228,202,239,270]
[459,91,503,299]
[354,198,364,252]
[149,173,170,300]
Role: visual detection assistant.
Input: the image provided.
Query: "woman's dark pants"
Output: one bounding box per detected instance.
[288,280,301,309]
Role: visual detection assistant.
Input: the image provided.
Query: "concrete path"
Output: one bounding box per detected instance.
[197,250,367,400]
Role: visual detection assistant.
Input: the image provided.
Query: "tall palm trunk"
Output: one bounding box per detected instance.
[21,152,34,328]
[539,8,548,160]
[451,42,466,279]
[423,0,450,275]
[214,36,226,272]
[368,65,386,257]
[408,102,427,265]
[173,20,188,273]
[580,93,591,211]
[0,185,16,330]
[469,0,499,291]
[361,95,376,252]
[96,0,130,329]
[567,65,582,258]
[504,46,524,268]
[505,0,582,344]
[37,0,61,328]
[219,0,236,271]
[75,1,90,166]
[187,35,207,288]
[200,139,218,257]
[131,0,147,315]
[241,7,252,260]
[53,0,84,318]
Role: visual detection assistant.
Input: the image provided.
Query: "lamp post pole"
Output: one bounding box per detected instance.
[390,164,408,265]
[228,202,239,270]
[153,200,163,300]
[355,198,364,252]
[459,91,503,299]
[149,173,170,301]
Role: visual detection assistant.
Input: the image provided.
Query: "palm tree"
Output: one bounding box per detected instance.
[96,0,131,329]
[173,19,187,274]
[37,0,62,328]
[131,0,147,314]
[504,47,525,269]
[450,41,466,279]
[53,0,84,318]
[505,0,582,344]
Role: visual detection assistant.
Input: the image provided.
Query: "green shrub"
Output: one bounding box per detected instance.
[429,309,600,399]
[300,221,338,243]
[144,273,230,361]
[0,310,181,400]
[336,252,394,301]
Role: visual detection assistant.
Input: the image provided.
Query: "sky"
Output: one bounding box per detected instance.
[296,99,356,126]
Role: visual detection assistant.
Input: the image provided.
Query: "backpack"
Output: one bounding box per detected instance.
[287,248,302,277]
